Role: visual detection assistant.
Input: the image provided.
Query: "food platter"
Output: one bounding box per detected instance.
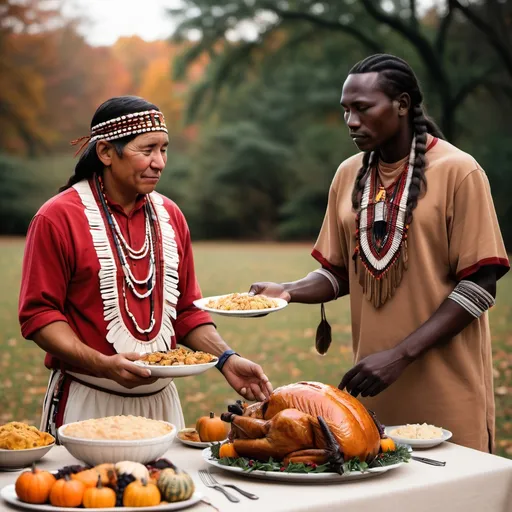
[0,485,203,512]
[133,359,218,378]
[176,429,227,449]
[201,448,405,483]
[385,426,453,449]
[193,294,288,318]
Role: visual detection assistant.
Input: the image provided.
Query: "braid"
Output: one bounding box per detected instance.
[348,54,445,225]
[351,151,372,211]
[406,105,428,225]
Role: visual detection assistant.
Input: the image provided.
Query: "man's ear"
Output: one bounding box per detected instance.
[96,140,114,167]
[396,92,411,118]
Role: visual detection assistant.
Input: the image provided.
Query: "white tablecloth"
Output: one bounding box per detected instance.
[1,442,512,512]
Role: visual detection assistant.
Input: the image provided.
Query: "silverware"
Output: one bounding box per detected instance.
[206,469,259,500]
[411,455,446,467]
[198,469,240,502]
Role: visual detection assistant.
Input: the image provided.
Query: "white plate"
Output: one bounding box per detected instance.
[176,430,227,449]
[385,426,453,449]
[0,484,203,511]
[193,294,288,318]
[134,359,218,378]
[0,443,55,470]
[201,448,404,483]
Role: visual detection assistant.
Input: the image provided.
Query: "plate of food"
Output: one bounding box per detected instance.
[193,292,288,318]
[176,428,227,449]
[202,447,407,483]
[384,424,452,449]
[0,422,55,470]
[133,347,218,377]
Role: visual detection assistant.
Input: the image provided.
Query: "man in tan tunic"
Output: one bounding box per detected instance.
[250,54,509,452]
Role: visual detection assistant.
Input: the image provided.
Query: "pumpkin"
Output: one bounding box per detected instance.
[380,436,396,453]
[82,475,116,508]
[15,463,56,504]
[196,412,226,442]
[94,463,117,486]
[157,467,195,503]
[115,461,150,481]
[219,442,238,459]
[72,468,102,488]
[123,478,161,507]
[49,474,85,508]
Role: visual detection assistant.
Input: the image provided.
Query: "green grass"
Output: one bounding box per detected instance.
[1,239,511,458]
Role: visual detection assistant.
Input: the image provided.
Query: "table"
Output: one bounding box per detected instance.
[1,442,512,512]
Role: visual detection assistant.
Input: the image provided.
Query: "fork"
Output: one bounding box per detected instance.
[198,470,240,502]
[206,469,259,500]
[411,455,446,467]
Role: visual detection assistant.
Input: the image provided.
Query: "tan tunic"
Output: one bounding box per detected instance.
[313,135,510,452]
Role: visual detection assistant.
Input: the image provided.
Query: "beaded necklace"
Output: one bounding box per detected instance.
[94,175,157,334]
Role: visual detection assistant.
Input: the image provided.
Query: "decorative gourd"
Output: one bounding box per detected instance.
[123,478,161,507]
[115,461,150,481]
[219,442,239,459]
[15,463,56,504]
[49,474,85,508]
[72,468,102,488]
[94,463,117,486]
[196,412,226,442]
[380,436,396,453]
[157,467,195,503]
[83,475,116,508]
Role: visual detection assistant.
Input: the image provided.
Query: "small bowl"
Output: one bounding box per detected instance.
[58,421,176,466]
[0,443,55,470]
[385,425,453,449]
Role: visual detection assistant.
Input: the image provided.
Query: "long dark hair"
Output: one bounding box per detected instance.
[60,96,159,192]
[348,54,445,225]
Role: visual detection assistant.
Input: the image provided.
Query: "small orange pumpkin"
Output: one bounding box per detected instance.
[15,463,56,504]
[83,475,116,509]
[219,442,238,459]
[380,436,396,453]
[72,468,101,488]
[49,474,85,508]
[196,412,226,442]
[123,478,161,507]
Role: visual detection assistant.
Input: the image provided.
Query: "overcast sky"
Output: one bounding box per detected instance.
[62,0,440,47]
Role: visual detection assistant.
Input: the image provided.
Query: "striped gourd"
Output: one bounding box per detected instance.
[157,468,194,502]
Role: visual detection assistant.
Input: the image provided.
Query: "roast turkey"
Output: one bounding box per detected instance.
[221,381,382,469]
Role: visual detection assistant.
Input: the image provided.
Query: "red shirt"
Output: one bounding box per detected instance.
[19,178,213,373]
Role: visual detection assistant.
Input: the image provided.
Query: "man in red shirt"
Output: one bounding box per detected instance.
[19,96,272,437]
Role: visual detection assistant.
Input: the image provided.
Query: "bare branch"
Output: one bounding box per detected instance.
[262,3,383,53]
[409,0,418,29]
[449,0,512,80]
[435,2,454,57]
[360,0,451,98]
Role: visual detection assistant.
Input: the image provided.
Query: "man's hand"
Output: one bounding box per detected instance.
[338,347,411,398]
[99,352,159,389]
[221,355,273,401]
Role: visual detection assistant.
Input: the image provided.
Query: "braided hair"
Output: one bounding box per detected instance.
[349,54,445,225]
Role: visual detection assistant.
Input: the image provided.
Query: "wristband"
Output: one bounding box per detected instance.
[216,349,240,371]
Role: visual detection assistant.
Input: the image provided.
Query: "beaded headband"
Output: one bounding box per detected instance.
[70,109,168,156]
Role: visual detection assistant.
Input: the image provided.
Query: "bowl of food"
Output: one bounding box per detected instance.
[58,415,176,466]
[385,423,452,449]
[0,422,55,469]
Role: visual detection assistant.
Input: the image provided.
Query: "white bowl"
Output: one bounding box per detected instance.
[385,425,453,449]
[0,443,55,470]
[58,421,176,466]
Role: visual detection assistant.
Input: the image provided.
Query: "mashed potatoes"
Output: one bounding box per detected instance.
[63,415,173,440]
[390,423,444,440]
